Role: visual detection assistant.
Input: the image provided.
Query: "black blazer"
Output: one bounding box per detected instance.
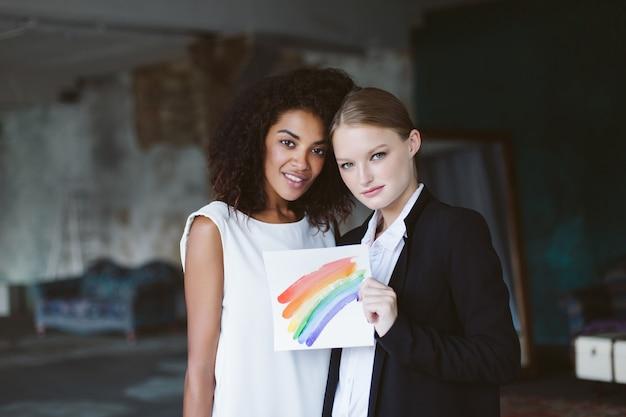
[322,187,520,417]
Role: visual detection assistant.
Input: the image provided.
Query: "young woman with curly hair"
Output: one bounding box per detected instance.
[180,68,355,417]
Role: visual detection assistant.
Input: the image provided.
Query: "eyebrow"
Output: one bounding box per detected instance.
[277,129,326,145]
[277,129,300,140]
[336,144,388,162]
[369,144,388,153]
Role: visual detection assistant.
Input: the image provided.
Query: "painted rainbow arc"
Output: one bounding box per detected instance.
[277,256,365,347]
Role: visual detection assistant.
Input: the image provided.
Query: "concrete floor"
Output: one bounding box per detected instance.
[3,327,626,417]
[0,331,186,417]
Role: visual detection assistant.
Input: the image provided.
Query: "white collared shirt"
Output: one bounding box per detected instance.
[332,184,424,417]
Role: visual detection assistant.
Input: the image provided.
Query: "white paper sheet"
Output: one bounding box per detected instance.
[263,244,374,351]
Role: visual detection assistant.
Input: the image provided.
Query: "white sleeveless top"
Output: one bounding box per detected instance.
[180,201,334,417]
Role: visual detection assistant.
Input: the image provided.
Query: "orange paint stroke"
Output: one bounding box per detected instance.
[281,262,357,319]
[277,257,354,304]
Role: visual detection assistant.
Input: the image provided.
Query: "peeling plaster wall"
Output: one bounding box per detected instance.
[0,75,208,283]
[0,49,414,283]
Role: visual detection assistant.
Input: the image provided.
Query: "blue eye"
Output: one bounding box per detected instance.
[372,152,386,160]
[339,162,354,170]
[280,139,295,148]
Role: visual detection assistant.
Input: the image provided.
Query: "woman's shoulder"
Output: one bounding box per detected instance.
[190,201,232,220]
[180,201,234,270]
[182,201,237,237]
[426,200,487,227]
[420,199,491,242]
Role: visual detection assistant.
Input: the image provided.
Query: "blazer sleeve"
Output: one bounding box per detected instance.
[376,210,521,384]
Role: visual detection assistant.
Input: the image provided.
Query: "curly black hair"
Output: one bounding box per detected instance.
[208,67,355,231]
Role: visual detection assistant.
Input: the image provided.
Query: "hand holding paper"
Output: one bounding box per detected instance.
[359,278,398,338]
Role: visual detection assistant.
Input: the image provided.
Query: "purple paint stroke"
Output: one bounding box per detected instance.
[297,274,364,344]
[305,292,359,347]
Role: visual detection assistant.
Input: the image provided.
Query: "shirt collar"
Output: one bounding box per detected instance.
[361,183,424,250]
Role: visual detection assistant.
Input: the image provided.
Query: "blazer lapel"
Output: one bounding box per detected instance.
[366,342,386,417]
[367,187,433,417]
[387,239,410,298]
[322,348,343,417]
[367,245,409,417]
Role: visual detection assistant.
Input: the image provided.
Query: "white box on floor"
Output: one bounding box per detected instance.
[575,334,618,382]
[614,339,626,383]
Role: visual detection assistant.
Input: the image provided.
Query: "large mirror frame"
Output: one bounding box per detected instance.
[419,129,533,370]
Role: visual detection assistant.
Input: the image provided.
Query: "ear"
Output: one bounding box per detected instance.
[407,129,421,158]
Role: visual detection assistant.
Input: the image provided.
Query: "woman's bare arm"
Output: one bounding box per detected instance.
[183,217,224,417]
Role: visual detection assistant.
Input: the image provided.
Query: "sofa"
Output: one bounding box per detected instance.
[32,259,184,340]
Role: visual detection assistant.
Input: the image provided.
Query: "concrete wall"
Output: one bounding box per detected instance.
[0,0,417,49]
[0,284,8,316]
[0,46,414,284]
[0,74,208,283]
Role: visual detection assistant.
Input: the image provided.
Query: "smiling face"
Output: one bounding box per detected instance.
[263,109,328,206]
[332,124,420,214]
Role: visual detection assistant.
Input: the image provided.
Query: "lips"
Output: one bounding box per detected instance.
[282,172,310,188]
[361,185,384,198]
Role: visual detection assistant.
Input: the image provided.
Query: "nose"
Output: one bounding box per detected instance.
[358,163,373,186]
[291,149,310,171]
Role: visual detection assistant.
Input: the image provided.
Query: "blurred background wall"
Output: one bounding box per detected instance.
[412,0,626,345]
[1,0,625,354]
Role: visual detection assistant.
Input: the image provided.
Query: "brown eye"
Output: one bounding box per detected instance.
[312,147,327,157]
